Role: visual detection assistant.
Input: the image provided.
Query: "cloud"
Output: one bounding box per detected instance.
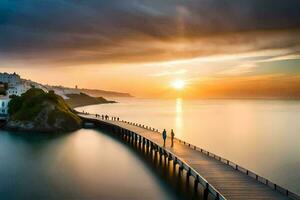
[187,73,300,99]
[260,54,300,62]
[219,64,259,75]
[150,69,187,77]
[0,0,300,66]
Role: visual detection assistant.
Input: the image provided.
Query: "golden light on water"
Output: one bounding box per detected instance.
[175,98,183,139]
[172,80,186,90]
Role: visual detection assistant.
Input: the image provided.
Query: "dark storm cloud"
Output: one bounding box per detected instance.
[1,0,300,65]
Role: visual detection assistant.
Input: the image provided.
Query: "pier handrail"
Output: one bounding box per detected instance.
[118,118,299,200]
[137,132,226,200]
[85,116,226,200]
[174,138,299,199]
[81,113,300,200]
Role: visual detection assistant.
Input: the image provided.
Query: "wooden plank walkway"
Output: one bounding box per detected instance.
[80,114,299,200]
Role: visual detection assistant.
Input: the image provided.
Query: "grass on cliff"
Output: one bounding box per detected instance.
[8,88,81,126]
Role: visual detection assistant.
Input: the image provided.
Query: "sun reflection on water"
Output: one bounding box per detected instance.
[175,98,183,138]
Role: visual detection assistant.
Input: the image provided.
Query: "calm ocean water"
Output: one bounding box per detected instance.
[0,129,196,199]
[77,98,300,194]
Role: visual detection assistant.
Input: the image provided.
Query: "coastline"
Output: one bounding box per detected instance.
[65,93,117,109]
[69,101,116,110]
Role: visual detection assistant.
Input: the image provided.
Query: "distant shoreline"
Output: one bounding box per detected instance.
[66,93,117,109]
[78,88,132,98]
[139,97,300,101]
[190,97,300,101]
[71,101,116,110]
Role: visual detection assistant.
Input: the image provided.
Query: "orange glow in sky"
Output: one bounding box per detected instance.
[1,1,300,99]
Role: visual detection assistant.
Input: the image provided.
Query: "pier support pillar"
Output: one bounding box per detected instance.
[173,157,177,171]
[130,132,134,144]
[159,149,162,162]
[146,140,149,154]
[194,176,199,191]
[178,164,183,176]
[204,183,209,200]
[134,134,137,146]
[139,135,142,148]
[187,168,191,181]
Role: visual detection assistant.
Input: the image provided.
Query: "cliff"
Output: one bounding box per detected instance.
[6,88,82,133]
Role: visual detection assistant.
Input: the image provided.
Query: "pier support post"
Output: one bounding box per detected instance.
[125,130,128,141]
[139,135,142,148]
[149,142,152,155]
[128,131,131,143]
[130,132,134,144]
[168,154,172,162]
[194,175,199,191]
[187,168,191,181]
[146,140,149,154]
[154,146,158,162]
[178,163,183,176]
[132,133,134,145]
[159,148,163,164]
[173,157,177,171]
[204,183,209,200]
[134,133,137,146]
[132,133,135,145]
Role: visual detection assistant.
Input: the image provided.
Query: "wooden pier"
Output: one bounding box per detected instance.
[80,114,300,200]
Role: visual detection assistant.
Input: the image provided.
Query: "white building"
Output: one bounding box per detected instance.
[0,96,10,119]
[0,72,21,87]
[7,83,31,96]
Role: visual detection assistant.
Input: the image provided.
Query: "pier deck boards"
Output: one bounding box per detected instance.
[81,115,294,200]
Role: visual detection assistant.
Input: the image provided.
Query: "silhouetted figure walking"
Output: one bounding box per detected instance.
[171,129,175,147]
[162,129,167,147]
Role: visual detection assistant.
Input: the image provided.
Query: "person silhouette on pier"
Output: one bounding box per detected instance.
[171,129,175,147]
[162,129,167,147]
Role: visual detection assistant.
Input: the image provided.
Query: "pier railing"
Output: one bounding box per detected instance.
[81,114,300,200]
[81,115,226,200]
[175,138,300,200]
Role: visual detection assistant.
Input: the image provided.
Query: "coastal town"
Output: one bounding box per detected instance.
[0,72,81,120]
[0,72,122,122]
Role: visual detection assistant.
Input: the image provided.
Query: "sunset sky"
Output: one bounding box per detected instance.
[1,0,300,98]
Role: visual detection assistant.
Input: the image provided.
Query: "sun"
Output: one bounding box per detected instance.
[172,80,186,90]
